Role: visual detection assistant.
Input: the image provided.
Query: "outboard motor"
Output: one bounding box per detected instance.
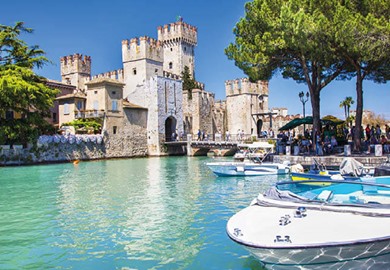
[374,156,390,176]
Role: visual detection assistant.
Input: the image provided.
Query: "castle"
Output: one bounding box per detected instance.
[52,20,286,156]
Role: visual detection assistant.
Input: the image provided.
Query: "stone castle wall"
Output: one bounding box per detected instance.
[182,89,215,138]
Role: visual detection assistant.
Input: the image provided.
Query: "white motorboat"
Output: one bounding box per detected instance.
[226,178,390,269]
[206,160,290,176]
[233,142,274,161]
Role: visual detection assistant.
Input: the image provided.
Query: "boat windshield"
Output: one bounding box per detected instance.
[273,177,390,207]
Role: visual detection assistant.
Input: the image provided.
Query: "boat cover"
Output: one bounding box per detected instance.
[339,158,366,176]
[263,186,309,203]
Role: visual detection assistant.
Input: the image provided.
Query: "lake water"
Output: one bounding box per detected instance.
[0,156,289,270]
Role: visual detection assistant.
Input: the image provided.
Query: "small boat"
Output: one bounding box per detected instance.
[207,142,289,176]
[290,157,374,185]
[233,142,274,161]
[226,178,390,269]
[206,160,290,176]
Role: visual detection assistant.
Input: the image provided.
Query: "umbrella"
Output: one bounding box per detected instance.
[278,116,344,131]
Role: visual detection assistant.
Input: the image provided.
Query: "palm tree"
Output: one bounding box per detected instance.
[339,96,354,120]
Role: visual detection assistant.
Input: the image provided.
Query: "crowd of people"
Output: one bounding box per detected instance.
[291,123,390,155]
[187,123,390,155]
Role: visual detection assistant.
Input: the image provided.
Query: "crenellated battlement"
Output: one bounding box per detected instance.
[162,71,181,80]
[122,36,163,63]
[60,53,91,76]
[225,78,268,96]
[90,69,124,82]
[157,21,197,46]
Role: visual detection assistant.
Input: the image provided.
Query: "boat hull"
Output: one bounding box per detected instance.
[206,162,289,176]
[290,172,359,186]
[244,240,390,269]
[227,200,390,269]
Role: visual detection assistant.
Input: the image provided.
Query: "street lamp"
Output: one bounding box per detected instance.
[299,91,309,135]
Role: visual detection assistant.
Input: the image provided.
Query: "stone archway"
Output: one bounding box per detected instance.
[165,116,177,141]
[257,119,263,138]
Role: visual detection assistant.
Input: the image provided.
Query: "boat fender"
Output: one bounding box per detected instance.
[330,174,344,180]
[290,164,304,173]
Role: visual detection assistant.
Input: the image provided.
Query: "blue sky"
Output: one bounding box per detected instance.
[3,0,389,119]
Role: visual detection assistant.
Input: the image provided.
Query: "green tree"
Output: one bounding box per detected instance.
[225,0,346,146]
[339,96,354,121]
[0,22,59,146]
[181,66,197,99]
[332,1,390,150]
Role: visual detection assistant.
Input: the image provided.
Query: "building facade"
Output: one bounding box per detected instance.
[53,19,298,156]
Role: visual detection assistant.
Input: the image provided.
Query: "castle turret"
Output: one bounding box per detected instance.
[60,54,91,90]
[225,78,268,96]
[225,78,270,138]
[157,21,197,78]
[122,36,164,98]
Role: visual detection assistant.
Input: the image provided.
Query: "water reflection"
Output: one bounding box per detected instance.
[0,157,287,269]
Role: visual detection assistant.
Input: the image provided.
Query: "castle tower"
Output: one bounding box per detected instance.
[225,78,269,137]
[157,21,197,78]
[122,36,163,98]
[60,54,91,90]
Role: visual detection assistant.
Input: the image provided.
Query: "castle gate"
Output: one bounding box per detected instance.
[165,116,177,141]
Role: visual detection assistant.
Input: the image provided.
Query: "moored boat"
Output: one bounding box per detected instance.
[206,160,290,176]
[290,157,374,186]
[233,142,274,162]
[227,178,390,269]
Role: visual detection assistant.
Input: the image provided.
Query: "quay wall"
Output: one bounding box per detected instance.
[273,155,387,168]
[0,133,148,166]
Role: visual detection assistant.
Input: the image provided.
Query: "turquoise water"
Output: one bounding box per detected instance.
[0,157,289,270]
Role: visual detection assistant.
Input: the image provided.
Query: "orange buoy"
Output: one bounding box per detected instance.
[73,160,80,165]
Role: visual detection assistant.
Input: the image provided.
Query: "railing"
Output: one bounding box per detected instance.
[191,133,276,143]
[75,110,105,119]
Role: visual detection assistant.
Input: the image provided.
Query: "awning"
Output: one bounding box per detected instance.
[279,116,344,131]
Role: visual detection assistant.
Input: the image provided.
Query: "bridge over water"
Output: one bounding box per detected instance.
[164,139,238,156]
[163,135,273,156]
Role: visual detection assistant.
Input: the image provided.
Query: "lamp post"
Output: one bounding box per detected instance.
[299,91,309,135]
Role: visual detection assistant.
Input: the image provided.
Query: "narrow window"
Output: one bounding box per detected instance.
[169,62,173,69]
[113,126,117,135]
[112,100,118,111]
[77,101,83,110]
[155,69,158,74]
[64,103,69,115]
[133,68,137,75]
[53,112,57,122]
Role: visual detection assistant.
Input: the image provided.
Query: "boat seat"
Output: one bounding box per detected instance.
[316,190,333,201]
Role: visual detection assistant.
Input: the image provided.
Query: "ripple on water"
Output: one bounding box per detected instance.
[0,158,285,269]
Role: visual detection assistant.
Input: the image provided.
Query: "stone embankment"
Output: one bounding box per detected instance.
[273,154,387,169]
[0,133,148,166]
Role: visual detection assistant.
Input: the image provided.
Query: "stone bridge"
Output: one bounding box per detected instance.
[187,140,237,156]
[163,135,239,156]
